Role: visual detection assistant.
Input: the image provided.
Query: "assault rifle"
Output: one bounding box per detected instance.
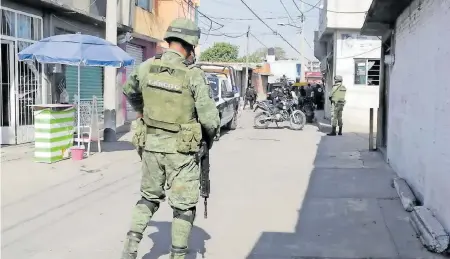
[197,140,210,218]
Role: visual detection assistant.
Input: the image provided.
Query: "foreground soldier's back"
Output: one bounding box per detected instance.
[122,18,220,259]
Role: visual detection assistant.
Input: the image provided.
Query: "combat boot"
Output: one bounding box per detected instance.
[338,126,343,135]
[327,127,337,136]
[170,246,188,259]
[121,232,143,259]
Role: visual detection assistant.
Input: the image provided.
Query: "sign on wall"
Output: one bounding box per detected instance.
[340,33,381,58]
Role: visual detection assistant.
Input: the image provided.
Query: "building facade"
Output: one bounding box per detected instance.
[314,0,381,123]
[0,0,132,145]
[362,0,450,233]
[0,0,199,144]
[120,0,200,122]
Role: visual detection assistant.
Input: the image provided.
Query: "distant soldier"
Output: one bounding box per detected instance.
[327,75,346,136]
[243,85,257,109]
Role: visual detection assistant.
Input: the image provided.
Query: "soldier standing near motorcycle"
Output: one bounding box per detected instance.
[243,85,257,109]
[327,75,347,136]
[122,18,220,259]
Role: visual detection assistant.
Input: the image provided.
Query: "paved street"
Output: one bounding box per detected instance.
[1,109,444,259]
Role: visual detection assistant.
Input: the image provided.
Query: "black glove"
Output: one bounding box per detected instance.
[202,128,216,150]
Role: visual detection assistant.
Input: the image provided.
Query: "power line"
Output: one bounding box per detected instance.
[209,15,296,21]
[199,29,274,36]
[239,0,311,61]
[302,37,313,51]
[280,0,296,24]
[180,0,224,26]
[295,0,367,14]
[303,0,321,13]
[250,32,268,48]
[200,31,248,38]
[291,0,305,21]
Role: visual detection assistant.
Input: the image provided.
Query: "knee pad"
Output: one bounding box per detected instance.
[172,207,196,224]
[136,197,159,214]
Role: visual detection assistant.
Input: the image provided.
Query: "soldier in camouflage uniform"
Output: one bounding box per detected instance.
[121,18,220,259]
[327,75,346,136]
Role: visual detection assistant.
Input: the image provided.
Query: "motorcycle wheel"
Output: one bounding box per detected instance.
[254,112,271,129]
[289,110,306,130]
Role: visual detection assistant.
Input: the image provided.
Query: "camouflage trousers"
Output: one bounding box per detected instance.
[331,102,344,127]
[122,151,200,259]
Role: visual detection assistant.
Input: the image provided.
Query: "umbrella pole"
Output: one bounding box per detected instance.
[77,65,81,147]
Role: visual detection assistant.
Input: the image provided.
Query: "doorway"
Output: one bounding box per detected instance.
[1,40,15,145]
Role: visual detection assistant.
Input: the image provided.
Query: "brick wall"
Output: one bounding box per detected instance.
[387,0,450,231]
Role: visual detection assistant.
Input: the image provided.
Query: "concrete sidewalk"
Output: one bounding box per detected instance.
[246,111,444,259]
[0,109,445,259]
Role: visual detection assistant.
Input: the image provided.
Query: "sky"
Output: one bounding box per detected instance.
[197,0,321,62]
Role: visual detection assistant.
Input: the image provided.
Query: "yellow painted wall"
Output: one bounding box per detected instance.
[134,0,200,51]
[133,5,165,40]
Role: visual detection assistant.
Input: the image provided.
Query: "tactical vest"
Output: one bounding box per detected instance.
[331,83,346,103]
[142,56,196,132]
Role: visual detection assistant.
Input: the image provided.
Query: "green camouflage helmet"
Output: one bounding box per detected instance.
[334,75,343,82]
[164,18,201,47]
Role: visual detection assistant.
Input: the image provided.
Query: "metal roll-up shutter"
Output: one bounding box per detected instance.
[125,43,144,121]
[65,66,104,113]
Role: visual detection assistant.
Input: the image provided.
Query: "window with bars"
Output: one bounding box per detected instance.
[354,58,381,86]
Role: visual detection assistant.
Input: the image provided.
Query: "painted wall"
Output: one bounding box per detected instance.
[47,0,132,26]
[134,4,165,40]
[328,30,381,128]
[335,30,381,109]
[156,0,198,50]
[134,0,198,51]
[386,0,450,232]
[318,0,372,38]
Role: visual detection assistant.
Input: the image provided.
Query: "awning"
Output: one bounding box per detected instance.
[16,0,133,33]
[361,0,411,36]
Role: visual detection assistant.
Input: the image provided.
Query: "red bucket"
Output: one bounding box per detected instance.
[71,146,85,161]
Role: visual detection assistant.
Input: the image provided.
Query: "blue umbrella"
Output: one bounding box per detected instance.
[18,33,134,67]
[18,33,135,147]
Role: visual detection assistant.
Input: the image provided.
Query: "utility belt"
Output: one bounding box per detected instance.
[145,122,202,153]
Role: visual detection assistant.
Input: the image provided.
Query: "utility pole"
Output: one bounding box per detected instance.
[244,25,250,99]
[104,0,118,142]
[299,1,305,81]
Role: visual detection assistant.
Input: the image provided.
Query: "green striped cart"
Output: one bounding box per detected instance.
[32,104,75,163]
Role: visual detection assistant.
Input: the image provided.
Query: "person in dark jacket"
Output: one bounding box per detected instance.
[313,83,324,110]
[243,85,257,109]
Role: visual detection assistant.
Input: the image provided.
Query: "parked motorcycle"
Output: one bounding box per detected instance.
[253,100,273,112]
[253,98,306,130]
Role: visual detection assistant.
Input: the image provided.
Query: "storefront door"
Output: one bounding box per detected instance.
[0,40,15,144]
[1,7,43,144]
